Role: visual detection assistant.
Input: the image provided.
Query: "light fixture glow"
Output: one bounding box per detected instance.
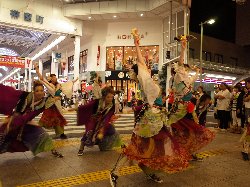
[31,36,66,61]
[113,15,117,18]
[140,13,144,17]
[207,19,215,24]
[88,16,92,19]
[0,66,8,71]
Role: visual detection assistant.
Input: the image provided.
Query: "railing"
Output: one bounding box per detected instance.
[189,58,250,75]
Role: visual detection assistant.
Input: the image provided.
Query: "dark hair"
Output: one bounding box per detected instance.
[246,80,250,84]
[199,94,211,103]
[101,86,115,98]
[33,81,44,91]
[131,64,138,75]
[184,64,190,69]
[50,74,57,78]
[198,86,204,91]
[49,74,59,85]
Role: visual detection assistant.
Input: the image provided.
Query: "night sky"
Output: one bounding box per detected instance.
[190,0,236,43]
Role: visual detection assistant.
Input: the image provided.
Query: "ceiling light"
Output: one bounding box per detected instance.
[88,16,92,19]
[113,15,117,18]
[140,13,144,17]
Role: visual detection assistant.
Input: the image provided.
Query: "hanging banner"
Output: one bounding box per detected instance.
[0,55,25,68]
[25,58,32,69]
[97,45,100,66]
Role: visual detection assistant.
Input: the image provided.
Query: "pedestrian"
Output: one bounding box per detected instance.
[214,83,231,131]
[114,91,120,114]
[196,94,212,126]
[230,85,241,133]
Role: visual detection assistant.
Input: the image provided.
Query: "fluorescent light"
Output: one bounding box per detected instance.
[0,66,8,71]
[207,19,215,24]
[0,68,21,83]
[31,36,66,61]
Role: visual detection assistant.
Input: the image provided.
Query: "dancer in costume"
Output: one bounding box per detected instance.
[0,82,63,157]
[168,39,215,160]
[240,80,250,160]
[109,29,191,187]
[77,86,122,156]
[34,63,78,139]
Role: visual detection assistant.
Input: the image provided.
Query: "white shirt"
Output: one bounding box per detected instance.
[216,89,231,111]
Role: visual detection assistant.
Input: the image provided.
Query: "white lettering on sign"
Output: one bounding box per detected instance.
[117,32,147,40]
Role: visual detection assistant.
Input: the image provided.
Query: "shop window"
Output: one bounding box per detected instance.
[68,55,74,73]
[189,48,195,59]
[106,45,159,71]
[202,51,211,61]
[80,49,88,73]
[230,57,238,66]
[214,54,223,63]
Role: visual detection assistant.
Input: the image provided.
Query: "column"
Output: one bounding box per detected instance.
[17,71,21,90]
[64,51,68,78]
[28,68,32,92]
[73,35,80,91]
[39,59,43,75]
[24,69,27,91]
[51,51,58,77]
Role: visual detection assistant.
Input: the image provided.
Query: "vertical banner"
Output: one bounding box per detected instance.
[97,45,100,66]
[25,58,32,69]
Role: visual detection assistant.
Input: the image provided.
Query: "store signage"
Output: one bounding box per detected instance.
[25,58,32,69]
[0,55,25,68]
[117,32,147,40]
[10,10,44,24]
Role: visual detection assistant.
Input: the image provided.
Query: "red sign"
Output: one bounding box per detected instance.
[0,55,25,68]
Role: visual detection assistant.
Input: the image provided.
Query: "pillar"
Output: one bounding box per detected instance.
[73,36,80,91]
[51,51,58,77]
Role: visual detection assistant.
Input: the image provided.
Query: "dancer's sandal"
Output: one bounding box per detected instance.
[78,150,84,156]
[109,172,118,187]
[241,152,249,161]
[191,154,203,162]
[146,174,163,183]
[51,150,63,158]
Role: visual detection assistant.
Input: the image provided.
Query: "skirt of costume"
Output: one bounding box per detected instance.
[81,116,122,151]
[39,105,67,129]
[123,127,191,173]
[171,118,215,154]
[0,124,54,155]
[240,124,250,143]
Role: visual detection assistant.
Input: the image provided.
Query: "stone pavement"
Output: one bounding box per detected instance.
[1,130,250,187]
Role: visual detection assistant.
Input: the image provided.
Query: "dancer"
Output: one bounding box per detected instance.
[240,80,250,160]
[34,63,77,139]
[168,39,215,160]
[77,86,122,156]
[0,82,63,157]
[110,29,191,187]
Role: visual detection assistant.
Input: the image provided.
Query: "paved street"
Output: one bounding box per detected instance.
[2,110,250,187]
[1,129,250,187]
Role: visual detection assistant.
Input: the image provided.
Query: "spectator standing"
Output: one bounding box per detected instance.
[214,83,231,131]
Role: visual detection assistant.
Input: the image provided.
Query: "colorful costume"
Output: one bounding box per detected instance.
[39,79,68,136]
[168,63,215,155]
[122,67,191,173]
[0,84,54,155]
[77,99,121,151]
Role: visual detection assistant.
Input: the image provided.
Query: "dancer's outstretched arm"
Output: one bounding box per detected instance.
[179,40,187,66]
[134,37,149,72]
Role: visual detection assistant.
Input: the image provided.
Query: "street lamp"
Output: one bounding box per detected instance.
[199,18,215,85]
